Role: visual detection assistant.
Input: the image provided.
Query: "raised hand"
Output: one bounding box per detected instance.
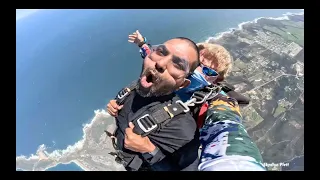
[128,30,144,45]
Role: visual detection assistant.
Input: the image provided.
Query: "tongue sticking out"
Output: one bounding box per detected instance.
[140,74,153,88]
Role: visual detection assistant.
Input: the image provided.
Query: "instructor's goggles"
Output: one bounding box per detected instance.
[201,64,219,77]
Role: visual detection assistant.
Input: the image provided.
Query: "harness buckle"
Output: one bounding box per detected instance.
[136,114,158,133]
[191,90,213,104]
[175,100,190,113]
[117,88,131,100]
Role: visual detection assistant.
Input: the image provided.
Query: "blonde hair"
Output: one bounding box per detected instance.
[196,42,233,81]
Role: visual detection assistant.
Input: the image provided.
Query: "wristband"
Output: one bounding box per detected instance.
[138,37,148,47]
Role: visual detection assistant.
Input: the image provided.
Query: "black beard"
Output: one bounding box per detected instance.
[136,68,176,97]
[136,81,175,97]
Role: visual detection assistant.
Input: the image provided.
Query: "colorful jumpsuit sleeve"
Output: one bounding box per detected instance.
[198,94,266,171]
[139,43,152,59]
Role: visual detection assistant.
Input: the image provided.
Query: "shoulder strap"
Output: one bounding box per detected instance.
[131,95,190,137]
[185,83,222,107]
[130,84,223,137]
[115,80,139,105]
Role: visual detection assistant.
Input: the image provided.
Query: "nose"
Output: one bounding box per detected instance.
[154,55,171,73]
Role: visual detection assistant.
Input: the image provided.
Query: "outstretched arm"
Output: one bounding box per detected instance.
[198,94,266,171]
[128,30,152,59]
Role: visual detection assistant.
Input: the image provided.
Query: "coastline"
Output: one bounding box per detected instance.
[205,10,304,43]
[72,160,89,171]
[44,161,86,171]
[16,109,111,171]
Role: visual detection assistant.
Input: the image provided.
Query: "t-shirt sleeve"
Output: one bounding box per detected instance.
[142,114,197,164]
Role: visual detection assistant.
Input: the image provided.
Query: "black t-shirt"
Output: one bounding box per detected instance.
[115,90,198,170]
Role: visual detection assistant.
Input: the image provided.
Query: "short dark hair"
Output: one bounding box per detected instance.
[174,37,200,74]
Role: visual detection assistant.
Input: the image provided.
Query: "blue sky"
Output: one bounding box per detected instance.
[16,9,40,21]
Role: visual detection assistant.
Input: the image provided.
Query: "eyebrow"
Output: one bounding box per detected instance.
[158,45,169,56]
[159,45,189,72]
[172,55,189,72]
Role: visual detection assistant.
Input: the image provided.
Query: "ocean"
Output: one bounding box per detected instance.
[16,9,303,171]
[46,162,83,171]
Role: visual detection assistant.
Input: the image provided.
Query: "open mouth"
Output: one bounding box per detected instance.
[146,71,153,83]
[140,70,157,88]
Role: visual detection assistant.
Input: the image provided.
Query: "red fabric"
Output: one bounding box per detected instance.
[197,102,209,129]
[142,44,151,55]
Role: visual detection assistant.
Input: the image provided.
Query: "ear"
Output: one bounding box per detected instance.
[177,79,191,90]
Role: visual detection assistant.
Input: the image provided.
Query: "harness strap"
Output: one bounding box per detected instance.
[116,151,143,171]
[190,84,222,105]
[115,80,138,105]
[105,130,143,171]
[132,96,190,136]
[130,84,222,137]
[107,82,222,170]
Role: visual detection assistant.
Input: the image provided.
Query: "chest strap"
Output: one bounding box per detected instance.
[132,97,190,136]
[131,84,222,137]
[112,83,221,138]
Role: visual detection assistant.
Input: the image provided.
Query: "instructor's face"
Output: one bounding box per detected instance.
[137,39,197,97]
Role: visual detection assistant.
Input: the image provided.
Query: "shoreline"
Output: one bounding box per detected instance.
[72,160,89,171]
[205,10,304,43]
[16,109,111,171]
[43,161,87,171]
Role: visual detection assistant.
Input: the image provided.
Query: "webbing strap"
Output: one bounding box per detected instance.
[132,97,190,136]
[115,151,143,171]
[190,84,222,104]
[115,80,138,105]
[131,84,222,137]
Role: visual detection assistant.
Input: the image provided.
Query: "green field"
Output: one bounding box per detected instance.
[273,104,286,118]
[262,20,304,46]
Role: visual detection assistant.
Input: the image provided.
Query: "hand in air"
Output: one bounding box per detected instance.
[128,30,144,45]
[106,100,123,117]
